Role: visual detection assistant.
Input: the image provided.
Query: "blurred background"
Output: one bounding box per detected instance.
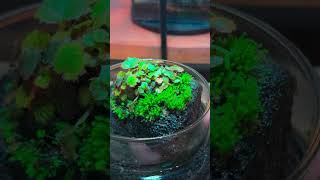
[110,0,210,80]
[215,1,320,179]
[0,0,38,13]
[0,0,319,71]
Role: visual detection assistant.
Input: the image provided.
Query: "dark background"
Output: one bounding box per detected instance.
[229,5,320,66]
[1,1,319,66]
[0,0,39,13]
[214,0,320,66]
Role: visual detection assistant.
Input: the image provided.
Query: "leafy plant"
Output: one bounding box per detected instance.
[111,58,193,121]
[0,0,110,179]
[53,42,86,80]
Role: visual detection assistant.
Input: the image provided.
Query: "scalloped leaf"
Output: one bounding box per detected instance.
[138,82,149,94]
[138,61,148,70]
[121,57,140,69]
[44,31,71,64]
[147,63,156,71]
[82,29,109,47]
[53,42,85,80]
[162,69,175,79]
[127,75,139,87]
[22,30,51,50]
[36,0,89,23]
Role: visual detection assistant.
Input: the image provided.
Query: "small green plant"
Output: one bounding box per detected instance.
[211,17,266,154]
[0,0,110,179]
[111,57,193,121]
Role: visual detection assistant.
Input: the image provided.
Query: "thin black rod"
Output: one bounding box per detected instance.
[160,0,167,60]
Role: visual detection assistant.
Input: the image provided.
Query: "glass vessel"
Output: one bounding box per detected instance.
[110,60,210,180]
[213,4,320,179]
[131,0,210,34]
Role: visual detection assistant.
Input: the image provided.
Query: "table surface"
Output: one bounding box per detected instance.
[110,0,210,64]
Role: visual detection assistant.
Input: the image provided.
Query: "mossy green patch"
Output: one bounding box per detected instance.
[111,58,193,121]
[211,34,266,154]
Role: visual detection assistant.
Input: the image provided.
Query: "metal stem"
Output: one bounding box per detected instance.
[160,0,167,59]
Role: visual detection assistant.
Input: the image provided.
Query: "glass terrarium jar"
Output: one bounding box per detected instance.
[212,4,320,180]
[110,60,210,179]
[131,0,210,34]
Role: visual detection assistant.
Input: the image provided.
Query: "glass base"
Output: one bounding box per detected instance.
[111,140,209,180]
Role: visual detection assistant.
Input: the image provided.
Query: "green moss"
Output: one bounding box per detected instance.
[9,141,63,180]
[111,58,193,121]
[134,93,162,120]
[15,86,33,109]
[211,33,265,154]
[78,115,109,172]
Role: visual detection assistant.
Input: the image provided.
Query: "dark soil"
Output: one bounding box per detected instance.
[211,63,300,180]
[111,79,203,138]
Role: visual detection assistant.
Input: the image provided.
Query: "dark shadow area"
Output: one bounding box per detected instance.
[227,5,320,65]
[0,1,40,14]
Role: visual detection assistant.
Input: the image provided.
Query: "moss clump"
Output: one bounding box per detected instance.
[211,15,266,154]
[111,58,193,121]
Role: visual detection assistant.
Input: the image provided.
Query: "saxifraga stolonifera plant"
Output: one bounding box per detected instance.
[0,0,110,179]
[111,57,193,121]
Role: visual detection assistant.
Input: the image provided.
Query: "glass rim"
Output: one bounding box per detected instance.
[110,59,210,142]
[213,3,320,179]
